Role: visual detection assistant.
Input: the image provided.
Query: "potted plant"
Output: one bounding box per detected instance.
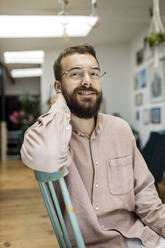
[8,110,25,130]
[147,31,165,48]
[19,92,41,126]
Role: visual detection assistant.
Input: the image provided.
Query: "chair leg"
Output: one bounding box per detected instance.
[39,182,67,248]
[48,182,72,248]
[59,178,85,248]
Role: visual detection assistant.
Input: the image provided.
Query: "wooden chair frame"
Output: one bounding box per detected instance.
[34,167,85,248]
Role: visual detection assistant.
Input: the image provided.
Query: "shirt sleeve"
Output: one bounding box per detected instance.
[20,94,72,173]
[132,133,165,237]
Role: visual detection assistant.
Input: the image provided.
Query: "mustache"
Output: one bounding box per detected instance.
[73,86,98,95]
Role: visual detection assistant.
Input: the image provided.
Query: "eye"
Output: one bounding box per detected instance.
[90,71,100,77]
[69,71,81,78]
[71,72,78,76]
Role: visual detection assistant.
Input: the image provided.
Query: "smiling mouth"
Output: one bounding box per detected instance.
[78,90,96,96]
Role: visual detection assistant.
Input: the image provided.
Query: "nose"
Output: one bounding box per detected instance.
[81,72,92,87]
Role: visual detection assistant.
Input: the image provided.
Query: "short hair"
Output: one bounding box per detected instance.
[53,44,99,81]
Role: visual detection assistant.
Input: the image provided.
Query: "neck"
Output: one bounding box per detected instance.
[71,113,96,136]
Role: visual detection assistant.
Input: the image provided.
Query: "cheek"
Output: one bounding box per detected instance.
[62,81,77,95]
[94,83,102,93]
[67,84,81,95]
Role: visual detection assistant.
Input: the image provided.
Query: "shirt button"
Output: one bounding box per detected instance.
[95,161,98,166]
[95,205,99,211]
[96,183,99,188]
[66,125,70,130]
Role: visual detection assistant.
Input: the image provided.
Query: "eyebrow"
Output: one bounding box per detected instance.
[91,66,100,71]
[69,66,100,71]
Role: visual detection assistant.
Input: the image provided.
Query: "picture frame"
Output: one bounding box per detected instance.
[136,110,140,121]
[149,60,165,103]
[136,48,144,65]
[135,93,143,106]
[143,109,150,125]
[139,69,147,88]
[151,107,161,124]
[133,73,139,90]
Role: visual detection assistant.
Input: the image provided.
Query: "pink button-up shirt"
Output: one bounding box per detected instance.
[21,95,165,248]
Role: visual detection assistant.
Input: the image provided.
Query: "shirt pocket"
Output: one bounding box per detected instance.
[108,155,134,195]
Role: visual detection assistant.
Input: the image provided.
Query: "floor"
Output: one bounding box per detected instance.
[0,159,165,248]
[0,159,59,248]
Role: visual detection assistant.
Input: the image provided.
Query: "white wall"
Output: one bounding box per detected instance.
[41,43,131,122]
[96,43,131,122]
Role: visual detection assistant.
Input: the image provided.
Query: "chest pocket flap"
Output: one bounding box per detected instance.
[108,155,134,195]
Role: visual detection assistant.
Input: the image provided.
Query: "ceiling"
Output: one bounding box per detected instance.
[0,0,165,52]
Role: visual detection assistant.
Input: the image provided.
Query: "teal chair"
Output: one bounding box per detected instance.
[34,167,85,248]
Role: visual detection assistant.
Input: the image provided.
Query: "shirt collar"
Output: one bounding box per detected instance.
[95,113,103,135]
[72,113,104,137]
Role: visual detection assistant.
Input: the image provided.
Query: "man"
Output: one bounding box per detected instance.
[21,44,165,248]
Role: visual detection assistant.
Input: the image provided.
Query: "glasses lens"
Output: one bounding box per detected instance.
[68,69,82,81]
[100,71,106,78]
[67,68,106,82]
[89,69,100,81]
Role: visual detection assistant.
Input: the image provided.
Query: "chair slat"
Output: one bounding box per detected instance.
[38,182,67,248]
[35,168,85,248]
[48,181,72,248]
[59,178,85,248]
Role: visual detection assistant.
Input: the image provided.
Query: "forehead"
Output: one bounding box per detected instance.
[61,53,99,71]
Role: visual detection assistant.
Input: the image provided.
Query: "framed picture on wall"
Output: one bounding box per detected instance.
[151,107,161,124]
[139,69,147,88]
[136,110,140,121]
[135,93,143,106]
[133,73,139,90]
[149,60,165,103]
[136,48,144,65]
[143,109,150,125]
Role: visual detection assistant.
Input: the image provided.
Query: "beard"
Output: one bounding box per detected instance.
[61,85,102,119]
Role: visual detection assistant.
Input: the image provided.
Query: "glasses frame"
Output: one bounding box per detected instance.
[61,66,106,82]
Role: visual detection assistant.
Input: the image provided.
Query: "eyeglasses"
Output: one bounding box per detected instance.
[61,66,106,83]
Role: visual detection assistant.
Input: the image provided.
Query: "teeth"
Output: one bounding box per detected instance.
[79,91,94,95]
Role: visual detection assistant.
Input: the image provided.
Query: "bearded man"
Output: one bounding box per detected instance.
[21,44,165,248]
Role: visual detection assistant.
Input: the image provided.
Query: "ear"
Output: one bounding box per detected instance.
[54,80,62,94]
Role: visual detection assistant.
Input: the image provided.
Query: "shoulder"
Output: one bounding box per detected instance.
[100,113,130,129]
[99,113,134,139]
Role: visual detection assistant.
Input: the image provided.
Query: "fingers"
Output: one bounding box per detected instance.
[56,88,62,94]
[50,95,59,108]
[49,92,66,108]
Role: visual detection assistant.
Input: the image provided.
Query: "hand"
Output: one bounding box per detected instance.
[50,95,58,107]
[49,93,66,108]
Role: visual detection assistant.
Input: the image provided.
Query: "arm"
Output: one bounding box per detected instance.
[21,94,72,173]
[132,137,165,236]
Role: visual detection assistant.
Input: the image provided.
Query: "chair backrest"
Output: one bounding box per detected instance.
[34,167,85,248]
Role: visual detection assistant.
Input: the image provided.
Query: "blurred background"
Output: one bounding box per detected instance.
[1,0,165,247]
